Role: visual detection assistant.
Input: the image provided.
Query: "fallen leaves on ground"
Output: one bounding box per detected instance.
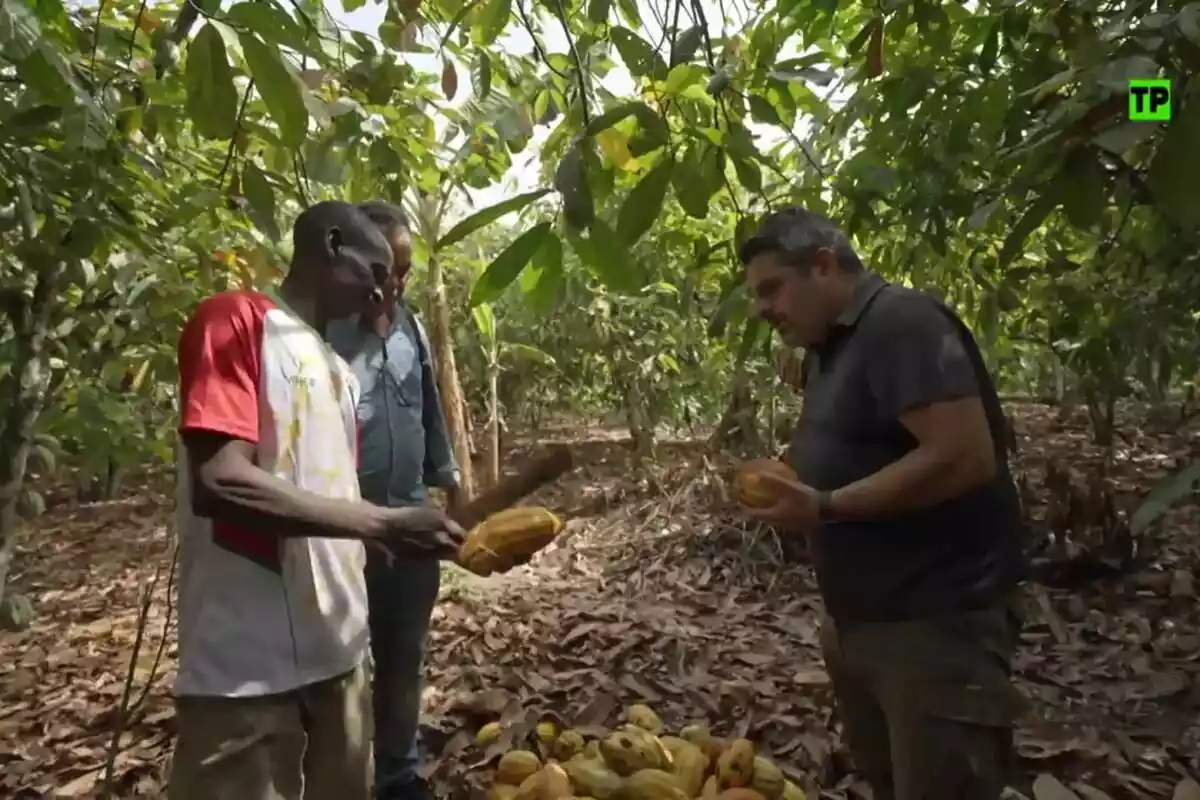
[1,403,1198,798]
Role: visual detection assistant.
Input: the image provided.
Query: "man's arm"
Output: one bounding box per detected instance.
[178,293,388,539]
[413,314,461,497]
[829,302,997,521]
[187,433,390,539]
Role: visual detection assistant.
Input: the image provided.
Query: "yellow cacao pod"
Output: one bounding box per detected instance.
[478,722,505,747]
[781,781,805,800]
[625,703,664,735]
[733,460,796,508]
[564,758,623,800]
[515,764,573,800]
[716,740,755,789]
[459,507,564,576]
[537,721,559,744]
[581,740,603,761]
[679,725,721,764]
[497,750,543,785]
[491,785,520,800]
[717,791,767,800]
[700,776,720,800]
[749,758,784,799]
[555,729,587,760]
[659,737,708,798]
[622,769,689,800]
[599,728,668,776]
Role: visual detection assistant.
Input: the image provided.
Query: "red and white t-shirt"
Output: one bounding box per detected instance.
[173,290,369,697]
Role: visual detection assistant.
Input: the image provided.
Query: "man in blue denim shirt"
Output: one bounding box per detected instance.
[327,201,460,800]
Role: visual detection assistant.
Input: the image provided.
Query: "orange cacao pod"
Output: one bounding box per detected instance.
[733,461,796,508]
[459,507,563,576]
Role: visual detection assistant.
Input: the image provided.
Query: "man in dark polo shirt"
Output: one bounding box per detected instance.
[738,207,1026,800]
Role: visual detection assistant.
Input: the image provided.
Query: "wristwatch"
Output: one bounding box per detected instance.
[816,490,836,522]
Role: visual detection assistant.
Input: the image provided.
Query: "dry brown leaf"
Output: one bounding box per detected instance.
[1033,774,1082,800]
[1175,778,1200,800]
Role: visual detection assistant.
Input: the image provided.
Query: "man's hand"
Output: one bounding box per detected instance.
[740,472,820,534]
[444,485,462,514]
[380,506,466,559]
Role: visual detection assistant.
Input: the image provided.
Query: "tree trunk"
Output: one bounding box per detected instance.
[0,262,63,605]
[424,253,476,501]
[622,379,655,466]
[710,366,764,457]
[485,352,501,489]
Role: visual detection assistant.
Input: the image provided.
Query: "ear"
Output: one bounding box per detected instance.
[326,226,343,257]
[813,246,838,277]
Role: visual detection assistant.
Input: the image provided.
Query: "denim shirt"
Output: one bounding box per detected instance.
[326,302,459,507]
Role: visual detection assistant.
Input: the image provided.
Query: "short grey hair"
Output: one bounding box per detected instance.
[738,207,864,273]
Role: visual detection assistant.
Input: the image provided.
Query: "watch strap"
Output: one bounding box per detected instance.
[816,490,835,521]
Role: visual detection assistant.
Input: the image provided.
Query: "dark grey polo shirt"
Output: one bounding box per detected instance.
[790,273,1024,623]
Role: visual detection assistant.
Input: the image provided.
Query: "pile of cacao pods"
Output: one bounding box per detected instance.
[475,704,806,800]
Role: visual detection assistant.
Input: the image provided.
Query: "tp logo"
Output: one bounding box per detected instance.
[1128,79,1172,122]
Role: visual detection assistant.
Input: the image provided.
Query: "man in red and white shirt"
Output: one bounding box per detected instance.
[168,201,465,800]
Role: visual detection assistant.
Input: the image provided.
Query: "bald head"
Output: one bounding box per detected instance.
[288,200,393,322]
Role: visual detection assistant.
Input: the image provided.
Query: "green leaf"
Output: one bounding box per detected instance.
[504,343,557,365]
[554,145,594,231]
[308,139,348,185]
[977,17,1000,77]
[1131,459,1200,536]
[343,0,367,11]
[572,221,646,292]
[525,232,563,313]
[185,24,238,139]
[611,27,667,80]
[999,192,1057,268]
[672,26,703,65]
[437,189,552,251]
[477,53,492,100]
[587,0,612,24]
[673,144,714,219]
[476,0,511,46]
[1149,87,1200,229]
[472,302,497,346]
[1056,148,1106,230]
[240,33,308,147]
[748,94,784,127]
[731,153,762,193]
[580,103,638,136]
[242,162,280,241]
[617,157,673,244]
[470,222,553,307]
[707,273,747,337]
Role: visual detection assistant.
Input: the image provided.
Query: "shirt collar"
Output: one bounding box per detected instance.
[834,272,887,328]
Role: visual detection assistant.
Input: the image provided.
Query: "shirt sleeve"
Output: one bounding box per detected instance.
[413,315,460,488]
[864,297,979,420]
[177,292,267,443]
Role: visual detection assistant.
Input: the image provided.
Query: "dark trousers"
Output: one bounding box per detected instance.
[366,549,441,797]
[820,595,1025,800]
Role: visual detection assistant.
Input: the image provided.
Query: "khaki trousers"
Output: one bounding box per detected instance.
[166,664,372,800]
[820,596,1026,800]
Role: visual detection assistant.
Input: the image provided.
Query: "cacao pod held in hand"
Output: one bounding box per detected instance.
[459,507,564,576]
[734,461,797,508]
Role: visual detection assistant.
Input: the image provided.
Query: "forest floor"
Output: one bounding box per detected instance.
[2,403,1199,800]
